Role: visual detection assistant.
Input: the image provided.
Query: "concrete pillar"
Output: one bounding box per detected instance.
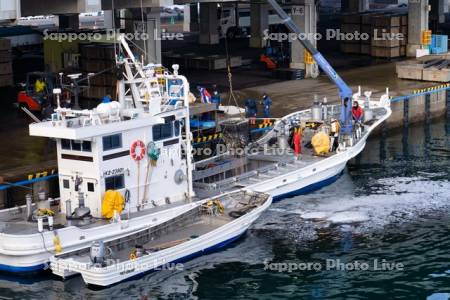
[145,8,162,64]
[199,3,219,44]
[290,0,317,70]
[188,3,199,32]
[342,0,369,13]
[124,8,161,64]
[104,10,114,29]
[407,0,429,57]
[59,14,80,29]
[249,3,268,48]
[183,4,190,32]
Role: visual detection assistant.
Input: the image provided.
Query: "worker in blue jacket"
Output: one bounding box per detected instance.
[261,93,273,119]
[245,98,257,125]
[211,84,221,109]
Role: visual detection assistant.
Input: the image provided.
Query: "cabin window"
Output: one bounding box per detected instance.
[61,139,92,152]
[87,182,95,192]
[61,139,71,150]
[105,174,125,190]
[63,179,70,189]
[103,134,122,151]
[71,141,82,151]
[153,123,173,141]
[82,141,92,152]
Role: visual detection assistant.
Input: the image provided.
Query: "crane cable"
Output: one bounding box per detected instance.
[221,4,243,118]
[111,0,118,61]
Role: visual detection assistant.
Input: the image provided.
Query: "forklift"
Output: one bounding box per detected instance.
[260,25,290,70]
[17,72,56,112]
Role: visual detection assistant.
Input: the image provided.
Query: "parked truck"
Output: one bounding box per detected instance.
[218,4,284,39]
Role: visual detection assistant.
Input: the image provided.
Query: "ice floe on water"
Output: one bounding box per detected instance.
[299,211,331,220]
[326,211,370,224]
[254,174,450,241]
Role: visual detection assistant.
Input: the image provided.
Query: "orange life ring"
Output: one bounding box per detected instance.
[130,140,146,161]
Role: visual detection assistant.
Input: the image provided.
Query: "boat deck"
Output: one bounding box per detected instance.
[193,106,389,198]
[52,191,269,268]
[0,200,195,236]
[193,151,320,198]
[58,214,231,265]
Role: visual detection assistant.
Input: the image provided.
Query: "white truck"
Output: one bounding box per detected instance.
[219,5,284,39]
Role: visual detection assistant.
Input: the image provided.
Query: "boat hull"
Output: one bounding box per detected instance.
[50,196,272,287]
[0,202,200,273]
[248,139,368,201]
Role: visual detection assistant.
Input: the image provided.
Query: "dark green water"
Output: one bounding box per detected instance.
[0,117,449,300]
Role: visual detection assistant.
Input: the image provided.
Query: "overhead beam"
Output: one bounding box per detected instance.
[101,0,173,10]
[21,0,100,16]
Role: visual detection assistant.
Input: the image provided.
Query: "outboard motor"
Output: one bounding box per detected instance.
[90,241,106,265]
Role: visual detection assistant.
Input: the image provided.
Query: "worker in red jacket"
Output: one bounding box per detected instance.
[293,127,302,157]
[352,101,364,122]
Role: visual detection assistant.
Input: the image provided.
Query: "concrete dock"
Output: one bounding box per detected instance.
[230,62,448,128]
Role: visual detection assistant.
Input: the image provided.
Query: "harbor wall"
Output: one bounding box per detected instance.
[385,87,448,129]
[0,178,58,210]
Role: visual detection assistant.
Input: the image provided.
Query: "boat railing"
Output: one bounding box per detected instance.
[193,160,288,191]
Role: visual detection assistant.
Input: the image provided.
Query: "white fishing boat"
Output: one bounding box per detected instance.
[193,89,392,201]
[0,29,391,274]
[0,34,213,273]
[49,190,271,287]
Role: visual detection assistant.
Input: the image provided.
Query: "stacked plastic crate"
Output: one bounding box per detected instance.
[79,43,117,100]
[430,35,448,54]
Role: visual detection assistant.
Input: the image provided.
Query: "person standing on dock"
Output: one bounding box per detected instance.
[261,93,273,119]
[211,84,221,109]
[245,98,257,125]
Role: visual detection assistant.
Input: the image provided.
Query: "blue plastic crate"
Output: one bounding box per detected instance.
[431,35,448,54]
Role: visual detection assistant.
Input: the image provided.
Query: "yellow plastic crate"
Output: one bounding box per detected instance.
[421,30,432,45]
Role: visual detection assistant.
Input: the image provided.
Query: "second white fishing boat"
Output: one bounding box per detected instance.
[50,190,271,287]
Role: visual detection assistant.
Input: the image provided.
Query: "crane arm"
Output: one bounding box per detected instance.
[266,0,352,100]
